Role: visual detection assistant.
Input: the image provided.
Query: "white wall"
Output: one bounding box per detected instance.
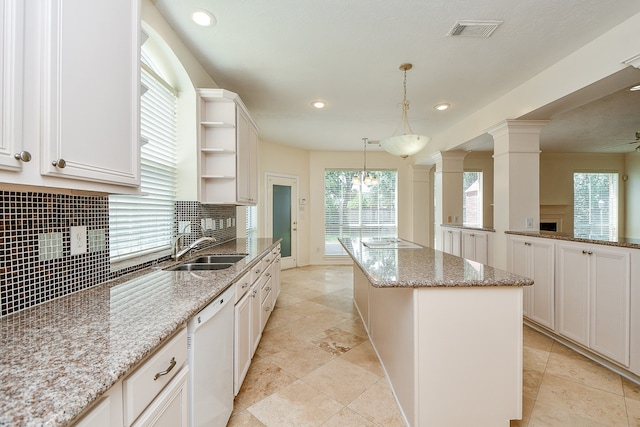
[540,153,627,236]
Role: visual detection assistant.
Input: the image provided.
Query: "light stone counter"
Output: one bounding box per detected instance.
[0,238,280,427]
[339,237,531,427]
[339,237,532,288]
[506,230,640,250]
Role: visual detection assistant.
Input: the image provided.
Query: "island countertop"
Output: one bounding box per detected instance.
[339,237,533,288]
[0,238,280,427]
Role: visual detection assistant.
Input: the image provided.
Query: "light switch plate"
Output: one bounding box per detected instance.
[70,226,87,255]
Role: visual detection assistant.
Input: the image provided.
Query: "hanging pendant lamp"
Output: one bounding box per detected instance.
[379,63,430,159]
[352,138,378,187]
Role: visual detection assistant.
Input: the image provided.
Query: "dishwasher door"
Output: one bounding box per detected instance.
[188,284,235,427]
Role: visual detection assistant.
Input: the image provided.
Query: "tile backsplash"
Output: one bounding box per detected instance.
[0,190,236,317]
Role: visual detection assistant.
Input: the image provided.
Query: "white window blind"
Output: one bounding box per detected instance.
[246,205,257,238]
[573,172,618,240]
[324,169,397,256]
[463,171,483,228]
[109,60,177,261]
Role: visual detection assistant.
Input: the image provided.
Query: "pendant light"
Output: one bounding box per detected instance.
[379,63,430,158]
[352,138,378,187]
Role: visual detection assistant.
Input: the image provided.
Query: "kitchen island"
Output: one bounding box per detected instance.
[339,237,533,427]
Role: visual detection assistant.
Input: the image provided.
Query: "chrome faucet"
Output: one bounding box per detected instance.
[172,224,217,260]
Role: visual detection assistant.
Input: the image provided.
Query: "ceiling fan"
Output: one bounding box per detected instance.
[605,131,640,152]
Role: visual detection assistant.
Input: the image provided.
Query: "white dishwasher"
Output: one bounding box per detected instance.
[187,284,235,427]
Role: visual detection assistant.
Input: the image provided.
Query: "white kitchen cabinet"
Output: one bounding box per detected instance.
[38,0,140,187]
[234,286,252,395]
[124,328,188,426]
[461,230,490,265]
[197,89,258,205]
[73,382,123,427]
[442,227,461,256]
[0,0,26,172]
[507,235,555,329]
[131,366,189,427]
[249,280,262,356]
[557,242,631,366]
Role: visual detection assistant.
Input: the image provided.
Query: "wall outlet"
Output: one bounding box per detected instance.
[526,217,534,228]
[205,218,214,230]
[219,219,224,229]
[70,226,87,255]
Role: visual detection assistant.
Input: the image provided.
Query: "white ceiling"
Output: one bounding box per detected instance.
[152,0,640,154]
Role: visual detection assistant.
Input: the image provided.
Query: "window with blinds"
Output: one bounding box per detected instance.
[109,58,177,261]
[463,171,483,228]
[324,169,397,256]
[573,172,618,240]
[246,205,258,238]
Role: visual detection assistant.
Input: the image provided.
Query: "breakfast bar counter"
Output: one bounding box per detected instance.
[339,238,533,427]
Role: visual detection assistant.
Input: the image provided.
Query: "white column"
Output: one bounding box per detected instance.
[411,165,434,247]
[432,151,467,250]
[486,120,548,269]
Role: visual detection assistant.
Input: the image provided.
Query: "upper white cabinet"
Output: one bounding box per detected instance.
[1,0,141,192]
[556,242,631,366]
[197,89,258,205]
[39,0,140,187]
[507,235,555,329]
[0,0,25,172]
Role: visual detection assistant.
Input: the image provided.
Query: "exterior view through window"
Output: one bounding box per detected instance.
[463,171,483,228]
[324,169,398,256]
[573,172,618,240]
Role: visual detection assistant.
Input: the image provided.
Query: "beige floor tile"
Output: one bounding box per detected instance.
[535,373,628,426]
[347,378,405,426]
[321,407,376,427]
[523,369,544,400]
[262,306,304,332]
[528,400,612,427]
[234,358,297,408]
[301,358,380,405]
[523,345,550,373]
[308,293,357,315]
[247,380,343,427]
[253,327,302,359]
[340,341,384,377]
[272,292,304,308]
[272,312,349,341]
[624,377,640,401]
[227,409,267,427]
[333,316,368,339]
[523,325,555,352]
[265,339,336,378]
[545,343,623,395]
[309,325,367,356]
[627,396,640,426]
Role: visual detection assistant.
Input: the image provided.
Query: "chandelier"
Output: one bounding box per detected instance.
[378,63,430,158]
[352,138,378,188]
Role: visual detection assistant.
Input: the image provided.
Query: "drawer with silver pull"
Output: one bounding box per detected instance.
[235,271,252,303]
[123,328,187,426]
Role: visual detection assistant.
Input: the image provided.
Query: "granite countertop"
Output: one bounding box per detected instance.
[339,238,532,288]
[440,224,496,232]
[0,238,280,427]
[505,230,640,250]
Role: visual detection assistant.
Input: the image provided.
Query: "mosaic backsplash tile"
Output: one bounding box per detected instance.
[0,190,236,317]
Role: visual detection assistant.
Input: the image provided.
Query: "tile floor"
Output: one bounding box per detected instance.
[228,265,640,427]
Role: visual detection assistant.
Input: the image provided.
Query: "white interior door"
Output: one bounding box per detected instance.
[266,175,297,269]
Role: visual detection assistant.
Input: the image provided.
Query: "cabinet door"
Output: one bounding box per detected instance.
[250,282,262,356]
[73,382,123,427]
[557,244,590,346]
[442,228,460,256]
[236,107,250,203]
[461,232,476,260]
[234,291,252,395]
[590,249,630,366]
[529,240,555,329]
[248,124,258,203]
[131,366,189,427]
[473,233,488,265]
[508,237,532,317]
[0,0,25,172]
[40,0,140,186]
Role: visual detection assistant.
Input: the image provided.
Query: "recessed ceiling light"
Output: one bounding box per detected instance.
[311,100,326,109]
[192,10,216,27]
[434,103,450,111]
[630,84,640,91]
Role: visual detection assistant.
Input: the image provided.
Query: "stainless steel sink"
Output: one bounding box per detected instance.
[191,254,247,264]
[167,263,234,271]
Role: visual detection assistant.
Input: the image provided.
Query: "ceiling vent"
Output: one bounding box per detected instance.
[447,20,503,38]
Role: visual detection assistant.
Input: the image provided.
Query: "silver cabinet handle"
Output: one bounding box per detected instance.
[52,158,66,168]
[252,289,257,297]
[265,306,270,312]
[265,273,271,277]
[14,151,32,162]
[255,269,261,274]
[266,286,271,292]
[154,357,176,381]
[242,282,249,289]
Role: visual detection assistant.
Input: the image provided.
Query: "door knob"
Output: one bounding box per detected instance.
[14,151,32,162]
[52,158,67,168]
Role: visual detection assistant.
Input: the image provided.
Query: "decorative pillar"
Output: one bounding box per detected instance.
[486,120,549,269]
[432,151,467,250]
[411,165,434,247]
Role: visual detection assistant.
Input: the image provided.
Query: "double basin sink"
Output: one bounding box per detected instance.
[166,254,247,271]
